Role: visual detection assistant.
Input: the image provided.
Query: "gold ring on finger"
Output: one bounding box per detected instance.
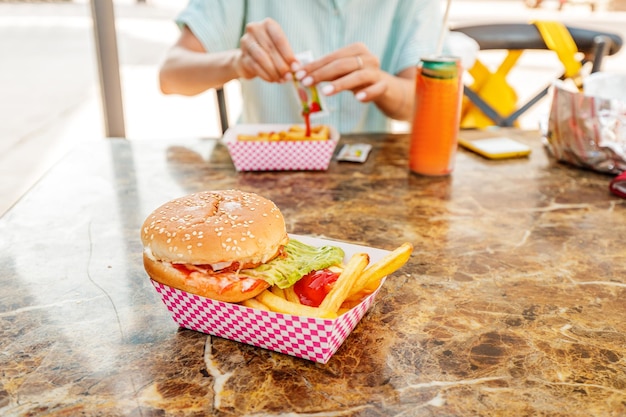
[355,55,364,70]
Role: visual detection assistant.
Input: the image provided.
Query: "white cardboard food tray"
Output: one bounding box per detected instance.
[152,234,389,363]
[222,124,340,171]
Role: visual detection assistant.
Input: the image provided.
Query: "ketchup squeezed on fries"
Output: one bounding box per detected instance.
[303,112,311,137]
[294,74,323,137]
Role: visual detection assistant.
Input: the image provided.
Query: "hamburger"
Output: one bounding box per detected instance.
[141,190,344,303]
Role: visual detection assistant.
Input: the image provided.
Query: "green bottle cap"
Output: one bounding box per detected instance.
[420,56,459,79]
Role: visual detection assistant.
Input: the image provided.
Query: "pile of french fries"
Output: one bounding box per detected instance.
[241,242,413,319]
[237,125,330,142]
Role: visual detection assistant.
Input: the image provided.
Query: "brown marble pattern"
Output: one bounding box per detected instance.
[1,130,625,416]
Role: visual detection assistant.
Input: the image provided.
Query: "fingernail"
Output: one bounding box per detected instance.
[356,91,366,101]
[284,72,293,81]
[295,70,307,80]
[322,84,335,95]
[302,76,314,87]
[291,62,301,72]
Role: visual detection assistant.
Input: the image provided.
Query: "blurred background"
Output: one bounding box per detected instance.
[1,0,625,215]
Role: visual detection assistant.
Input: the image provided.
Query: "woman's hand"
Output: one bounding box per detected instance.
[235,18,297,83]
[294,43,387,102]
[294,43,415,121]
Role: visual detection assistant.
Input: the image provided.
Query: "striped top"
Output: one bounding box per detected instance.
[177,0,446,133]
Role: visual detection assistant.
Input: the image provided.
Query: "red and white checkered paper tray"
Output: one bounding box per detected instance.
[222,124,340,171]
[151,234,389,364]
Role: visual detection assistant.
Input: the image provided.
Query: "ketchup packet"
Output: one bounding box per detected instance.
[292,51,329,121]
[336,143,372,163]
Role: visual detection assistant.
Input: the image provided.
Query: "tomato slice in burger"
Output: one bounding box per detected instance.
[172,264,191,275]
[293,268,340,307]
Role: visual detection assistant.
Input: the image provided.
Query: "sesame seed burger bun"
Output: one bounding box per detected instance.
[141,189,287,265]
[141,190,289,302]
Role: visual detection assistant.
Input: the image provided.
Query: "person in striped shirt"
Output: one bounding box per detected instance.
[159,0,457,134]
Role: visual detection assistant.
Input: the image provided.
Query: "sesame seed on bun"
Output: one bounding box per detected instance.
[140,190,289,302]
[141,190,288,266]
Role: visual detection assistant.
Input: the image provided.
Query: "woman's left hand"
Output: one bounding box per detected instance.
[293,42,415,121]
[294,43,388,102]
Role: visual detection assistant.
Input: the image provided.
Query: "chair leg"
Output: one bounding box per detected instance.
[216,88,229,134]
[462,86,507,127]
[461,51,522,128]
[504,86,550,127]
[591,35,611,73]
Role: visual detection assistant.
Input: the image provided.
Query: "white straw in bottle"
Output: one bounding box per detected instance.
[435,0,453,56]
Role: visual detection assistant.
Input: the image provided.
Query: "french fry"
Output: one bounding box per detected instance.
[237,125,330,141]
[313,125,329,137]
[343,289,374,304]
[237,134,263,141]
[310,134,329,141]
[255,290,337,319]
[283,286,301,304]
[241,298,271,311]
[350,242,414,296]
[271,286,286,298]
[285,131,308,141]
[240,242,411,318]
[318,253,369,313]
[337,307,351,316]
[339,296,365,312]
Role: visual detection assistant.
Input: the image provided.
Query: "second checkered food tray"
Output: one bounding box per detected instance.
[152,234,389,364]
[222,124,340,171]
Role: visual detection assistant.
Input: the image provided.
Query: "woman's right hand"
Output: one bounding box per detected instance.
[234,18,297,83]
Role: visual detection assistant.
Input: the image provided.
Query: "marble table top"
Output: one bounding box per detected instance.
[1,129,624,416]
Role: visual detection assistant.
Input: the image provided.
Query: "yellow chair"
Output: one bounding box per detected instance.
[451,22,623,128]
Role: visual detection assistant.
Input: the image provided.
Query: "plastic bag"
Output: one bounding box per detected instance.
[545,80,626,174]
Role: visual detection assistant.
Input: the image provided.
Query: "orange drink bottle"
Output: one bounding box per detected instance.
[409,57,463,176]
